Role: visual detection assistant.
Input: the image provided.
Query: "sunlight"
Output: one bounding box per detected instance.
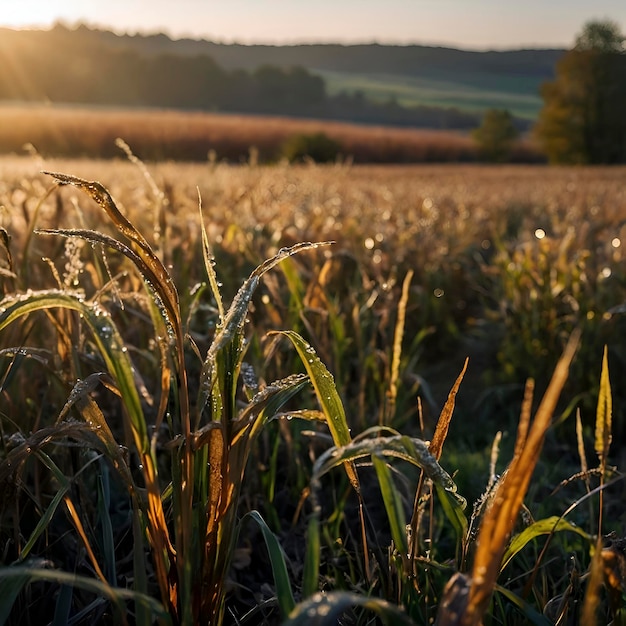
[0,1,79,29]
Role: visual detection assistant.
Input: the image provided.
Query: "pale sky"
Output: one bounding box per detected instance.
[1,0,625,49]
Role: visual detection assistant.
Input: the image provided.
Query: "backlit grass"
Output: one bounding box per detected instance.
[0,154,625,624]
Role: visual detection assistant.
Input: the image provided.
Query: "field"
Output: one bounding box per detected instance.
[316,69,544,120]
[1,154,626,625]
[0,104,543,164]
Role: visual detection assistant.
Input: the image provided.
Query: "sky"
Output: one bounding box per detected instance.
[1,0,626,49]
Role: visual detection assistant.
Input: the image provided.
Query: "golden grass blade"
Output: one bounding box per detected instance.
[595,345,612,468]
[456,330,579,626]
[115,138,167,254]
[429,358,468,460]
[594,345,612,540]
[514,378,535,459]
[42,173,175,306]
[385,269,413,424]
[576,409,590,491]
[581,538,604,626]
[63,495,108,584]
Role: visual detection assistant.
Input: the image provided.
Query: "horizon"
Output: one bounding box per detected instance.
[2,1,626,51]
[2,21,572,53]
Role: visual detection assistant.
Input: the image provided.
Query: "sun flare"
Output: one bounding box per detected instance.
[0,1,79,29]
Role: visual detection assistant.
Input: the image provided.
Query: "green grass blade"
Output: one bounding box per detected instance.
[198,242,331,414]
[285,591,415,625]
[131,507,151,626]
[494,584,552,626]
[371,454,408,557]
[0,559,48,625]
[198,195,224,322]
[52,584,73,626]
[274,330,358,491]
[302,507,321,599]
[241,511,296,618]
[97,471,117,584]
[0,565,171,624]
[0,290,147,454]
[18,483,68,561]
[501,516,591,571]
[434,482,469,555]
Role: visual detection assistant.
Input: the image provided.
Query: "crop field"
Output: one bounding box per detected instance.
[0,154,625,625]
[0,104,543,164]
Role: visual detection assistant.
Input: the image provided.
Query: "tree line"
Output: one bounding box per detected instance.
[536,20,626,164]
[0,24,480,130]
[473,20,626,164]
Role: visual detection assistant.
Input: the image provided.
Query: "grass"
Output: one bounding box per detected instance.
[316,69,544,120]
[0,103,543,163]
[0,152,625,624]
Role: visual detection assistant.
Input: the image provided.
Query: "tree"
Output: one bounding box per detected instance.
[472,109,518,162]
[535,20,626,164]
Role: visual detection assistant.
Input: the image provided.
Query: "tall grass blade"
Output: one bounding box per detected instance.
[595,346,612,538]
[0,559,48,626]
[594,346,613,465]
[595,346,612,467]
[385,269,413,425]
[302,500,321,599]
[430,358,468,460]
[198,193,224,322]
[0,291,147,451]
[52,584,73,626]
[582,538,604,626]
[372,454,409,558]
[240,511,296,618]
[493,585,552,626]
[0,289,174,610]
[96,471,117,584]
[274,329,359,491]
[456,330,579,626]
[199,243,331,416]
[0,566,171,625]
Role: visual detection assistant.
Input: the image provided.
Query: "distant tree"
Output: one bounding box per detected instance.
[472,109,518,162]
[535,20,626,164]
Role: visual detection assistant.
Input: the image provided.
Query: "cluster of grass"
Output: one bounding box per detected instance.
[0,154,625,624]
[0,104,544,164]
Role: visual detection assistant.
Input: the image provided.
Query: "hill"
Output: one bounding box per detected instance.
[0,24,564,124]
[72,25,564,119]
